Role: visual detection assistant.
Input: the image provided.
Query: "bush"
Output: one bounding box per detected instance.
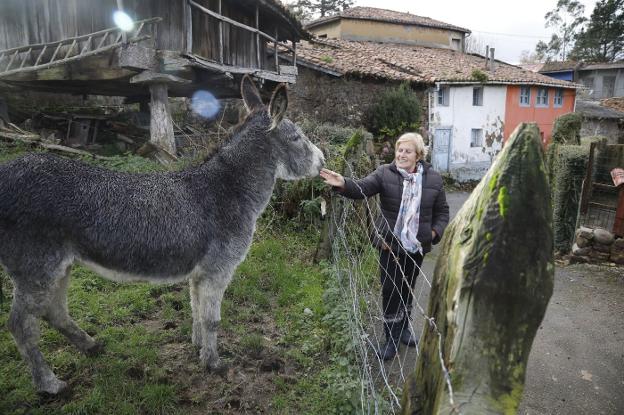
[551,145,588,253]
[368,82,421,138]
[551,113,582,145]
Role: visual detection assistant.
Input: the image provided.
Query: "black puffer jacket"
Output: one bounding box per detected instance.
[339,161,449,254]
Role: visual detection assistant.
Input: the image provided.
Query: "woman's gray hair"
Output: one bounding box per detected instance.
[395,132,428,160]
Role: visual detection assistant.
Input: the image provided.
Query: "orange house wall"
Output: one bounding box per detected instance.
[504,86,576,146]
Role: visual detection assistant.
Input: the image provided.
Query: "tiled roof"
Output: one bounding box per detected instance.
[601,97,624,113]
[304,7,470,34]
[295,39,579,88]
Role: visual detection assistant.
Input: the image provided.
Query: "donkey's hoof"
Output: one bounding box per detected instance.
[36,379,69,399]
[84,341,105,357]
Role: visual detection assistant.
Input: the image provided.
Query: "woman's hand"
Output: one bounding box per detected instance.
[320,168,346,189]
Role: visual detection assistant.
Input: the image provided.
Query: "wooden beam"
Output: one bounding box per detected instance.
[255,5,260,69]
[218,0,223,64]
[580,142,596,214]
[274,28,279,72]
[185,0,192,54]
[118,44,158,70]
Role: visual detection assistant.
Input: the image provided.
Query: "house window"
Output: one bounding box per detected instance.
[451,38,461,51]
[536,88,549,107]
[602,76,616,97]
[520,86,531,106]
[582,77,594,90]
[437,86,449,106]
[554,89,564,107]
[473,87,483,106]
[471,129,483,147]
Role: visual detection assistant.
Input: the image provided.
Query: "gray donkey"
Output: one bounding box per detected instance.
[0,75,325,395]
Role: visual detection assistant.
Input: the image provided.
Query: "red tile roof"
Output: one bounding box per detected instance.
[295,39,580,88]
[304,7,470,34]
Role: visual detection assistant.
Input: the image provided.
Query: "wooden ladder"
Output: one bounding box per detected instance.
[0,17,161,77]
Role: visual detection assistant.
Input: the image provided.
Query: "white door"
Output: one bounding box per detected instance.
[433,128,451,172]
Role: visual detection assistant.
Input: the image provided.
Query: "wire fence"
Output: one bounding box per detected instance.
[326,159,456,414]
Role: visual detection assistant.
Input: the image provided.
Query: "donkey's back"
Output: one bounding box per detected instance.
[0,153,212,279]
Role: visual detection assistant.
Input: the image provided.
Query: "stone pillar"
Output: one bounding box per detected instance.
[149,82,176,155]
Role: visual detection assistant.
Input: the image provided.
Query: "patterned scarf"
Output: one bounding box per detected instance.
[394,163,424,254]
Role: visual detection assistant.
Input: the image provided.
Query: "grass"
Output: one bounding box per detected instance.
[0,225,365,414]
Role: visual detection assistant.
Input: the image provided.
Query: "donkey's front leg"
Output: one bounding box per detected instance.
[193,274,229,371]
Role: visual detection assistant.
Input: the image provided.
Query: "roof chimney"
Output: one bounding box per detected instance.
[489,47,496,72]
[485,45,490,70]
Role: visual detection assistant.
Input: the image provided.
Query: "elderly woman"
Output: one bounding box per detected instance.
[320,133,449,361]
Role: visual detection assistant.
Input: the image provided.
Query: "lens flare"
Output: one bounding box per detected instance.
[191,90,221,119]
[113,11,134,32]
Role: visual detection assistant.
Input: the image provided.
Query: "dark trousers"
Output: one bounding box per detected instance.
[379,248,424,319]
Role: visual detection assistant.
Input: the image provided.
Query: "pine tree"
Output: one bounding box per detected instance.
[570,0,624,62]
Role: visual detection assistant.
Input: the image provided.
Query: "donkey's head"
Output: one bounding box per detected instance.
[241,75,325,180]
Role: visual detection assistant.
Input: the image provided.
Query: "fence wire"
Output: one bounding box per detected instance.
[327,160,456,414]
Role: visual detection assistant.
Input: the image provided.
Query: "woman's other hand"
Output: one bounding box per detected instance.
[320,168,345,189]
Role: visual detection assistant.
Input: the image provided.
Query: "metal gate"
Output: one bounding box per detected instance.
[578,143,624,235]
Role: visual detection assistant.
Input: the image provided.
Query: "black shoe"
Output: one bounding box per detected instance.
[377,317,402,361]
[400,324,418,347]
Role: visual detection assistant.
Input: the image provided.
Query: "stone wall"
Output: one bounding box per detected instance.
[581,118,624,145]
[570,227,624,265]
[287,66,429,132]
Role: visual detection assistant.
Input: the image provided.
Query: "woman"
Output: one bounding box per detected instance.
[320,133,449,361]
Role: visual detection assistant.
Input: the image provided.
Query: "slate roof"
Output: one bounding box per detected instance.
[304,7,470,34]
[576,100,624,119]
[295,39,580,88]
[539,61,579,73]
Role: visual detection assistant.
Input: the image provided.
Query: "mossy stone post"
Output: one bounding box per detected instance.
[401,123,554,414]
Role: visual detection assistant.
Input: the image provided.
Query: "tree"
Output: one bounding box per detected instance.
[570,0,624,62]
[288,0,354,19]
[519,49,544,64]
[465,35,488,55]
[535,0,586,61]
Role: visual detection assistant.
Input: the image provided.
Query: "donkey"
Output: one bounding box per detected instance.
[0,75,325,395]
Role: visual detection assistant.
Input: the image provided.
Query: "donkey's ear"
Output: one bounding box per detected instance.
[269,83,288,130]
[241,75,263,112]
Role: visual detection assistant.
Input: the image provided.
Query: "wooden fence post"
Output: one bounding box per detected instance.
[401,123,554,414]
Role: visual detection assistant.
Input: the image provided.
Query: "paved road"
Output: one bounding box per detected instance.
[400,191,624,414]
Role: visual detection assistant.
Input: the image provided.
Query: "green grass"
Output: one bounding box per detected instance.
[0,227,366,414]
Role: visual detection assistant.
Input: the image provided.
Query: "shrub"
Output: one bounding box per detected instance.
[368,82,421,138]
[551,145,588,253]
[551,113,582,145]
[471,69,488,82]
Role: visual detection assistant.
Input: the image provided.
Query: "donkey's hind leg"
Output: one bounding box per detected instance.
[8,289,67,395]
[44,270,103,356]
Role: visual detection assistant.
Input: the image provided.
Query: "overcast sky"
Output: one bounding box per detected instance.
[286,0,600,63]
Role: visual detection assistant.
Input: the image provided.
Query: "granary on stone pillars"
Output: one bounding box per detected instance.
[0,0,304,155]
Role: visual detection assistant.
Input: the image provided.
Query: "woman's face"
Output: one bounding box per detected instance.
[395,142,419,172]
